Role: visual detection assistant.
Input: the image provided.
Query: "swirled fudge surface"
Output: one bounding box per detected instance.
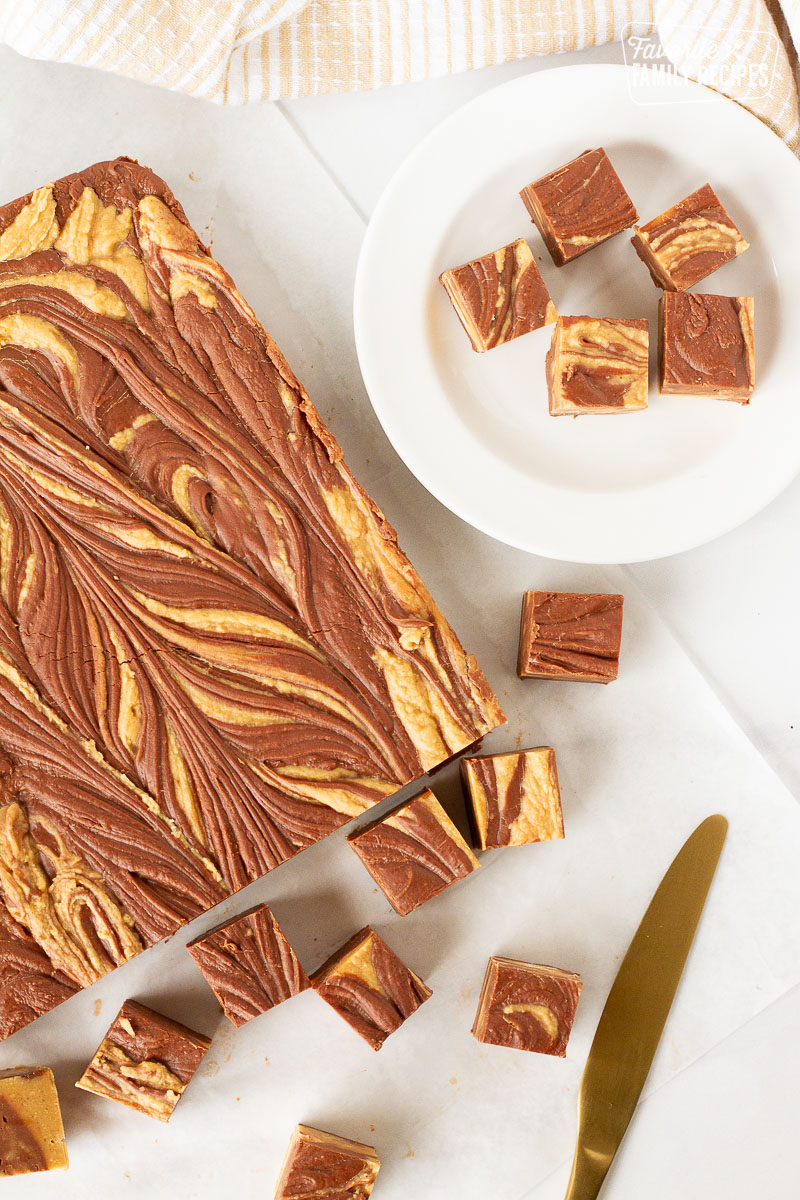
[0,158,503,1039]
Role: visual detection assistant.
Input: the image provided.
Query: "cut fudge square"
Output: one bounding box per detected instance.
[460,748,564,850]
[0,1068,68,1176]
[187,902,309,1027]
[274,1124,380,1200]
[312,926,431,1050]
[659,292,754,403]
[472,957,582,1055]
[546,316,649,415]
[439,238,556,351]
[518,591,623,683]
[76,999,211,1122]
[631,183,748,290]
[520,147,637,266]
[347,787,480,916]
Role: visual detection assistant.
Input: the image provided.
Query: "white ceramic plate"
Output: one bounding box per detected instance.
[354,64,800,563]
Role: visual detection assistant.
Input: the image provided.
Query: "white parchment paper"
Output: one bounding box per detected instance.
[0,46,799,1200]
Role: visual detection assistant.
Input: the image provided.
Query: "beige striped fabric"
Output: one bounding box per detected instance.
[0,1,798,145]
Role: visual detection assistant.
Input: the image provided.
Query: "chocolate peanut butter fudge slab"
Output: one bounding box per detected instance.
[0,159,504,1039]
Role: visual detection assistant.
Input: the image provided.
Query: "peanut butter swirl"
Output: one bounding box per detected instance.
[631,184,749,291]
[439,239,556,351]
[312,925,431,1049]
[0,159,504,1038]
[472,957,582,1056]
[76,998,210,1122]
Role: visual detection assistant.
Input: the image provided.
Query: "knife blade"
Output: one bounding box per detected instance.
[564,813,728,1200]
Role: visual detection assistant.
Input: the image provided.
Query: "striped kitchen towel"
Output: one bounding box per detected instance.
[1,1,798,145]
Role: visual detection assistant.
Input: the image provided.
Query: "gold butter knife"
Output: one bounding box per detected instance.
[564,814,728,1200]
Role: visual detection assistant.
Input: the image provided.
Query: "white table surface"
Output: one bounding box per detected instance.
[0,37,798,1198]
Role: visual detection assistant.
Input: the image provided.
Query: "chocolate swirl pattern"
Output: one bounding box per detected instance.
[312,925,431,1050]
[460,748,563,850]
[188,902,309,1027]
[76,999,211,1122]
[0,159,503,1038]
[275,1125,381,1200]
[348,788,480,916]
[472,957,582,1056]
[439,239,556,352]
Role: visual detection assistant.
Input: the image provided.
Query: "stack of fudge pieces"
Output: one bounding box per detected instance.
[440,146,755,410]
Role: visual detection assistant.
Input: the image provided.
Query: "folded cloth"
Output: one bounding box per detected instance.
[0,0,798,144]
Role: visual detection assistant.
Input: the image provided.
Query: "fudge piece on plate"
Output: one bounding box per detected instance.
[659,292,754,403]
[439,238,556,351]
[520,147,637,266]
[631,183,748,290]
[546,316,649,415]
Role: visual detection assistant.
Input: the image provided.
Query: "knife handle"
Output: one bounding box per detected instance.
[563,1144,611,1200]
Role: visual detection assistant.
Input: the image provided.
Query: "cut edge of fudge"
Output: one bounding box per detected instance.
[471,956,583,1056]
[658,292,755,403]
[347,787,480,915]
[0,1067,68,1177]
[631,182,749,291]
[187,901,310,1027]
[517,590,624,683]
[439,238,557,351]
[546,316,649,416]
[520,147,638,267]
[75,998,211,1122]
[460,747,564,850]
[274,1123,380,1200]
